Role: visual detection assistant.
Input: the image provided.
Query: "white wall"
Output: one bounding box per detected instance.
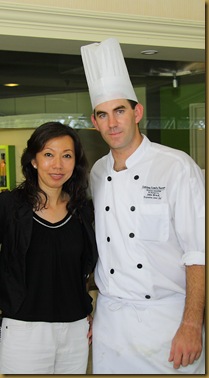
[0,0,204,20]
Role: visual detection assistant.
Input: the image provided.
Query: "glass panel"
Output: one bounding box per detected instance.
[0,51,205,169]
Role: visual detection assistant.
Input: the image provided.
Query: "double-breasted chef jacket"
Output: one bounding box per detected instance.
[90,134,205,374]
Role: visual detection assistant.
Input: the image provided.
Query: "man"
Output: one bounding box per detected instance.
[81,38,205,374]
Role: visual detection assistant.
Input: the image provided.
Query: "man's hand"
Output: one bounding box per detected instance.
[87,314,93,345]
[168,321,203,369]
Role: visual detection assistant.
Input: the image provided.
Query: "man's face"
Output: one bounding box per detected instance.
[91,99,143,152]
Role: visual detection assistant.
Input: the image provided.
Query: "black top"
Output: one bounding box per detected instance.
[6,212,91,322]
[0,190,98,317]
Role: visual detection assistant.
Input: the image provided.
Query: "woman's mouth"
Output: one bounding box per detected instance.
[50,174,64,180]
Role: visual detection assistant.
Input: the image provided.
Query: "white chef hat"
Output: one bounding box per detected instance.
[81,37,138,109]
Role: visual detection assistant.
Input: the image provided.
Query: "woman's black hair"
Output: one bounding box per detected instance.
[18,122,89,212]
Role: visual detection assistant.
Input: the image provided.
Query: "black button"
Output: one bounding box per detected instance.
[134,175,139,180]
[110,269,114,274]
[105,206,110,211]
[129,233,135,238]
[107,176,112,181]
[145,295,151,299]
[137,263,143,269]
[107,237,110,242]
[130,206,135,211]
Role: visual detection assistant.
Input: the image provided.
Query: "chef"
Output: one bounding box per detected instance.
[81,37,205,374]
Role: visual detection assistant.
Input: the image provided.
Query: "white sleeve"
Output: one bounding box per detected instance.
[174,160,205,266]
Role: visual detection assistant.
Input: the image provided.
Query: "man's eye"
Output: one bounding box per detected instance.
[98,113,106,119]
[117,109,125,114]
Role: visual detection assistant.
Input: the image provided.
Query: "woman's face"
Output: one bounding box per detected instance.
[31,135,75,191]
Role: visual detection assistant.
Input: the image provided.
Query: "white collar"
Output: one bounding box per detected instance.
[108,134,150,171]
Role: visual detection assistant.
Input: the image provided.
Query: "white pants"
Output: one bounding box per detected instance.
[93,293,205,374]
[0,317,89,374]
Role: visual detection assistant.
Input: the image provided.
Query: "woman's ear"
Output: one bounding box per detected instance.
[31,159,37,169]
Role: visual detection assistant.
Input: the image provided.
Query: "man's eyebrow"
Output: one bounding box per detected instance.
[114,105,126,111]
[95,105,126,117]
[95,110,106,116]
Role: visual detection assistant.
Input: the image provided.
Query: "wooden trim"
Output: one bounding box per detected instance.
[0,2,205,50]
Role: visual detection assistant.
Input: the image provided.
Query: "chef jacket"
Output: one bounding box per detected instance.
[90,135,205,301]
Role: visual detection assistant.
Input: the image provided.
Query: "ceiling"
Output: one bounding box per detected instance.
[0,40,205,99]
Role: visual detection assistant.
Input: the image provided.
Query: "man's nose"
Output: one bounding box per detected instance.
[108,113,117,127]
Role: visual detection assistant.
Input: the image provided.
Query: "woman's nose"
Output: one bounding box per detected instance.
[53,156,62,168]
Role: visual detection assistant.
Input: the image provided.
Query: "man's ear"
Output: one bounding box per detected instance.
[91,114,99,131]
[135,103,144,124]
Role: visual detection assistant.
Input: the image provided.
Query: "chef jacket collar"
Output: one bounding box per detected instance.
[108,134,149,171]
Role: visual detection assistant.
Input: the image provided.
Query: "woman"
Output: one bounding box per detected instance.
[0,122,98,374]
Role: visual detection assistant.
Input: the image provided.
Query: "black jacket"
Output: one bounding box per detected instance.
[0,189,98,316]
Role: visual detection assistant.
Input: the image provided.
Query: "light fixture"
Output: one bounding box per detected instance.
[141,49,158,55]
[3,83,20,87]
[172,75,178,88]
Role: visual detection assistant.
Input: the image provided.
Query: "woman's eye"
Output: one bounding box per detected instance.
[63,154,72,158]
[44,152,53,157]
